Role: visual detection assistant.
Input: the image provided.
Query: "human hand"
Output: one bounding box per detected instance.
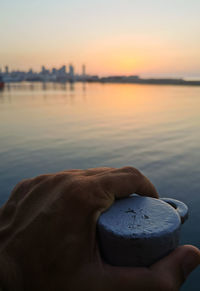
[0,167,199,291]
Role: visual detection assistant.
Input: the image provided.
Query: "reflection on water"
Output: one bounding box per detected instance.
[0,82,200,290]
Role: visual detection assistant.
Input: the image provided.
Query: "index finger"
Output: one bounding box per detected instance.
[98,166,158,199]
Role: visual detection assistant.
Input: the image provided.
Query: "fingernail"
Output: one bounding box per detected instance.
[182,250,200,279]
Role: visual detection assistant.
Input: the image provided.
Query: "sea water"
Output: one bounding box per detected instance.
[0,82,200,290]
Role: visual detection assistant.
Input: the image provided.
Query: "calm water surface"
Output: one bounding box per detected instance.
[0,82,200,290]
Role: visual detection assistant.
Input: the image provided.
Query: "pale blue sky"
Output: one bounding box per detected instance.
[1,0,200,77]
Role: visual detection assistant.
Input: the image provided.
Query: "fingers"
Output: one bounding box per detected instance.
[151,245,200,290]
[103,245,200,291]
[98,166,158,199]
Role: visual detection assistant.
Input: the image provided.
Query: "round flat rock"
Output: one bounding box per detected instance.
[97,195,182,266]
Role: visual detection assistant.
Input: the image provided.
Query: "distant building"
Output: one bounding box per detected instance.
[41,66,49,75]
[69,64,74,80]
[82,65,86,77]
[59,65,66,74]
[52,68,57,74]
[5,66,9,74]
[55,65,67,82]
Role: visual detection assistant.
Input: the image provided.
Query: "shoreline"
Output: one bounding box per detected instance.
[2,78,200,87]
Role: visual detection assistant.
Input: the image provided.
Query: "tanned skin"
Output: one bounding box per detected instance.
[0,167,199,291]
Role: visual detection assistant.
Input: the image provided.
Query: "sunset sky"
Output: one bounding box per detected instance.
[1,0,200,78]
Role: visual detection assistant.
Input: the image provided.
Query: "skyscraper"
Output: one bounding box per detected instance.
[5,66,9,74]
[41,66,46,74]
[69,64,74,78]
[82,65,86,77]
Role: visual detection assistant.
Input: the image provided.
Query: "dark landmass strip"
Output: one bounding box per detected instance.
[99,76,200,86]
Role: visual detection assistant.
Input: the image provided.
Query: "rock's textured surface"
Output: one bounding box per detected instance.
[97,195,188,267]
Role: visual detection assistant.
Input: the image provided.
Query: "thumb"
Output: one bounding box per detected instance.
[151,245,200,290]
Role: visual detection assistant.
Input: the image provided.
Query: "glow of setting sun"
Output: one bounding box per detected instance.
[1,0,200,78]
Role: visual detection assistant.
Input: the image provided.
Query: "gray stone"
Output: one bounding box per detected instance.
[97,195,188,267]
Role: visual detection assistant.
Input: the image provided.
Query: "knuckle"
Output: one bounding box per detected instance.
[12,178,31,193]
[121,166,143,177]
[67,177,87,197]
[53,173,69,183]
[52,171,82,185]
[14,174,52,195]
[33,174,52,183]
[68,177,106,210]
[9,178,32,203]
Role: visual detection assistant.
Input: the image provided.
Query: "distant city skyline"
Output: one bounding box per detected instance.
[1,1,200,78]
[0,64,99,83]
[1,63,200,86]
[1,64,200,80]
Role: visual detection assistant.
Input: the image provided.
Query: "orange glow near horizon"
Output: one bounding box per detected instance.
[1,31,200,77]
[1,0,200,78]
[2,46,200,78]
